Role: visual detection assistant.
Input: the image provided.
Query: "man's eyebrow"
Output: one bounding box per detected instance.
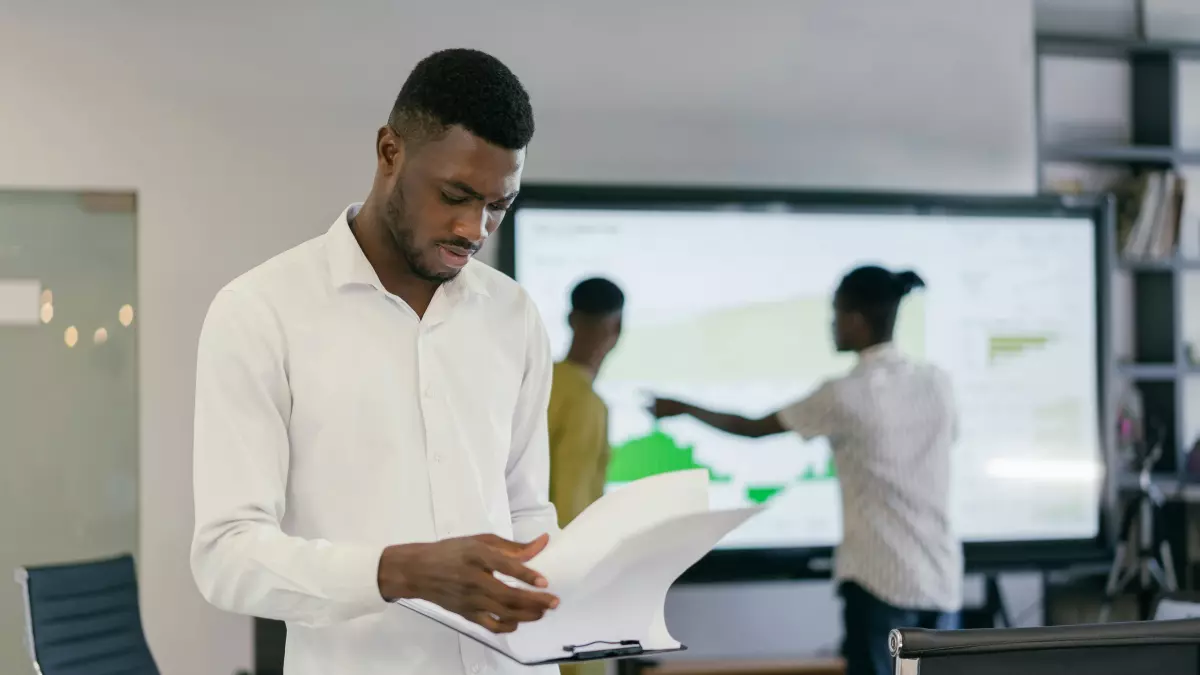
[446,181,485,200]
[445,181,519,204]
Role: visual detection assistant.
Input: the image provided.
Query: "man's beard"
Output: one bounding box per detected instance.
[383,187,458,283]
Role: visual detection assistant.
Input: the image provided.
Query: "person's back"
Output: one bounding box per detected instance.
[548,360,610,527]
[650,265,962,675]
[822,345,961,611]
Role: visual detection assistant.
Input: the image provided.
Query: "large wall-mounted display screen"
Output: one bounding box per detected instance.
[507,188,1108,574]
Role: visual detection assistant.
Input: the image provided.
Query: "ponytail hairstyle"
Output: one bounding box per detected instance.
[892,269,926,299]
[836,265,926,342]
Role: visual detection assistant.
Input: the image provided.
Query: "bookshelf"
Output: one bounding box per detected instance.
[1038,32,1200,491]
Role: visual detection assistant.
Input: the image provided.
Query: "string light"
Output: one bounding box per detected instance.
[39,288,53,324]
[93,327,108,345]
[118,304,134,327]
[64,326,78,348]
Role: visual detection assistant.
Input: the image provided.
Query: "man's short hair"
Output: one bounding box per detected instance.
[571,278,624,316]
[388,48,534,150]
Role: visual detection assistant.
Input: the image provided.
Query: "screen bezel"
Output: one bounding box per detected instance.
[500,184,1115,581]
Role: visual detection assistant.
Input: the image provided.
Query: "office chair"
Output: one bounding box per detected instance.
[890,617,1200,675]
[15,553,160,675]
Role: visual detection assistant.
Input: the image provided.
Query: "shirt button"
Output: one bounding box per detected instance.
[470,664,482,674]
[433,452,443,463]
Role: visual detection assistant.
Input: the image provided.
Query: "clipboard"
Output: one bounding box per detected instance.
[398,597,688,665]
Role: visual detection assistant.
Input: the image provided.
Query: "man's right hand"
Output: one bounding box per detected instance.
[377,533,560,634]
[649,397,691,419]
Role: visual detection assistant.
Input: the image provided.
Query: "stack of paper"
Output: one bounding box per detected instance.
[393,469,761,665]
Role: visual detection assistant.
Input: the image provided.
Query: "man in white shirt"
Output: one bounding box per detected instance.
[651,265,963,675]
[192,49,561,675]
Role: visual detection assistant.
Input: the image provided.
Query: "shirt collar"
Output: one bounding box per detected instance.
[326,203,490,299]
[556,359,597,385]
[857,342,898,365]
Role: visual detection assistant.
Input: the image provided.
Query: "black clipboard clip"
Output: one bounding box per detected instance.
[561,639,644,660]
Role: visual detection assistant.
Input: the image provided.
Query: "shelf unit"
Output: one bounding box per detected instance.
[1038,32,1200,484]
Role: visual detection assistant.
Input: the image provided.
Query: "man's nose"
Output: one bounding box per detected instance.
[453,207,488,246]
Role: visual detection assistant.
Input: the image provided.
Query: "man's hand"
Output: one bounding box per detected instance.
[649,397,691,419]
[378,533,559,634]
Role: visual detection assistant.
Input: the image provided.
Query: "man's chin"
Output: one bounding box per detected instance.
[412,263,462,283]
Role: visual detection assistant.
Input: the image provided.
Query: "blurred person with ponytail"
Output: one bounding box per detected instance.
[651,265,962,675]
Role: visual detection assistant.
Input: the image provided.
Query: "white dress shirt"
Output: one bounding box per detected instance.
[191,204,559,675]
[778,343,963,612]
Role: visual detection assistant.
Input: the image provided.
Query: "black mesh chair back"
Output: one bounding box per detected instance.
[15,553,159,675]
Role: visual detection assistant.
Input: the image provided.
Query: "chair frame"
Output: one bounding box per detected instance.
[15,567,46,675]
[889,630,919,675]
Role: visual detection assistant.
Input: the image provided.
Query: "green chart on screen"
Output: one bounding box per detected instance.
[607,426,838,506]
[607,427,732,483]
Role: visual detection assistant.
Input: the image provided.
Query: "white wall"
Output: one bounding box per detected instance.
[0,1,1036,673]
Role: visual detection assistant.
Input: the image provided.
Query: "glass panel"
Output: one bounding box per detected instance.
[0,189,138,672]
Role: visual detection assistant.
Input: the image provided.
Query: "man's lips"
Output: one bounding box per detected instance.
[437,244,474,268]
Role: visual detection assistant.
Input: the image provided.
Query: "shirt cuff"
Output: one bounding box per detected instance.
[326,542,390,611]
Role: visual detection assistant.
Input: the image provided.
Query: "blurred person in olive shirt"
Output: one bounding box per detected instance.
[548,278,624,528]
[548,278,623,675]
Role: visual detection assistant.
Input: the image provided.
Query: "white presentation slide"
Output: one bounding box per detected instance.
[514,206,1103,549]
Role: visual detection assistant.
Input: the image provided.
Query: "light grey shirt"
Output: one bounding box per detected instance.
[778,343,963,611]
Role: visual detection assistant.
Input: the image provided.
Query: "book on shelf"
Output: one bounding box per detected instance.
[1124,170,1183,260]
[1045,166,1197,261]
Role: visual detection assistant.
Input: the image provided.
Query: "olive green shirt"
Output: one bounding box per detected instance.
[547,360,610,528]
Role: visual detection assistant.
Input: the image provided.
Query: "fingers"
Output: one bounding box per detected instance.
[475,532,548,557]
[467,610,518,634]
[458,570,556,631]
[516,533,549,560]
[484,548,551,590]
[469,535,550,587]
[470,564,558,612]
[473,590,550,624]
[473,533,525,554]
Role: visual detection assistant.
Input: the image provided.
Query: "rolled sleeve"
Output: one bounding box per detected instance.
[777,380,841,441]
[191,288,388,627]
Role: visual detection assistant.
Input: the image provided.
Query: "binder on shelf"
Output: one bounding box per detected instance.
[392,469,762,665]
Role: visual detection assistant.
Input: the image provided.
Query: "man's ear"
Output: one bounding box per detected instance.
[850,311,870,335]
[567,310,578,331]
[376,126,405,175]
